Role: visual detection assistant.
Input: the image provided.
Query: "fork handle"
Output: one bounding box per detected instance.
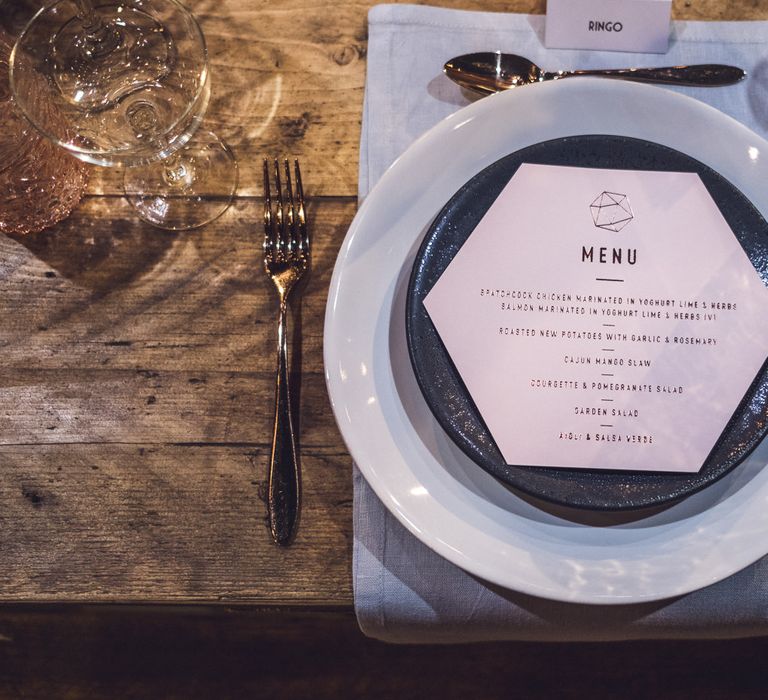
[268,300,301,546]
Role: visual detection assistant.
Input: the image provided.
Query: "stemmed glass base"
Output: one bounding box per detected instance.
[123,128,237,230]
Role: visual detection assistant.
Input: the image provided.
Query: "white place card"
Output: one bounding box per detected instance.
[424,164,768,472]
[546,0,672,53]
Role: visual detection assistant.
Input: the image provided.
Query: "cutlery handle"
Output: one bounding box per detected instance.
[549,64,746,87]
[267,300,301,546]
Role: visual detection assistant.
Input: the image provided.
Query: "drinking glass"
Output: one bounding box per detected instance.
[0,24,88,235]
[9,0,237,230]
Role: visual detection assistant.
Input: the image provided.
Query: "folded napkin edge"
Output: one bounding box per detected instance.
[368,4,768,46]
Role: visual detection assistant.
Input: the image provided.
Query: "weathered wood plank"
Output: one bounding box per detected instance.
[0,445,352,602]
[0,197,353,602]
[0,369,334,446]
[3,196,352,371]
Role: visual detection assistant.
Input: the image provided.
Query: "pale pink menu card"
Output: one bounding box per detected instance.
[424,164,768,472]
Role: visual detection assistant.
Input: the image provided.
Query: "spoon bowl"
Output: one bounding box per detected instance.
[444,52,544,93]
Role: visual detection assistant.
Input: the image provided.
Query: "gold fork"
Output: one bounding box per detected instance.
[263,158,309,546]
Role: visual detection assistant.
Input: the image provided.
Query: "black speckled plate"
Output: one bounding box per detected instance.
[406,134,768,512]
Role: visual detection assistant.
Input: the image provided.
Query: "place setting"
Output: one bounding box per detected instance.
[3,0,768,653]
[326,4,768,642]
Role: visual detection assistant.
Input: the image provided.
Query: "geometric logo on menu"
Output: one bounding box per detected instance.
[590,191,634,232]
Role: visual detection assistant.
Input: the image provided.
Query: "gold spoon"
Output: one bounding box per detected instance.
[444,52,746,95]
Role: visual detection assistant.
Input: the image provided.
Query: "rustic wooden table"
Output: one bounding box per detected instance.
[1,1,768,696]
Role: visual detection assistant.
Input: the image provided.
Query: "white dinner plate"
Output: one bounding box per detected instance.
[324,78,768,604]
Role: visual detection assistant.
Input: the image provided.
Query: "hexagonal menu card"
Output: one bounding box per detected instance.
[423,163,768,472]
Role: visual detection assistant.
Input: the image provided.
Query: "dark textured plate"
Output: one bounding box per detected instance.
[406,134,768,511]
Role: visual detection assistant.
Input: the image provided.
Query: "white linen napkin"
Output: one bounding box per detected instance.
[354,3,768,643]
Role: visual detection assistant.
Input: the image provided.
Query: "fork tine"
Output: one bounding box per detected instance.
[273,158,286,257]
[283,158,297,254]
[263,158,275,257]
[293,159,309,255]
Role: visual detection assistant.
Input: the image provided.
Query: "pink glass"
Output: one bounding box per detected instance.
[0,28,88,236]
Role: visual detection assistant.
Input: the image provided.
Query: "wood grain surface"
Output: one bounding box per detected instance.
[0,197,353,604]
[0,0,767,608]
